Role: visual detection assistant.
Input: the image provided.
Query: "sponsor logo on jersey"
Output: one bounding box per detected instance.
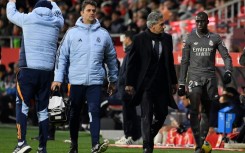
[209,40,214,46]
[192,47,213,56]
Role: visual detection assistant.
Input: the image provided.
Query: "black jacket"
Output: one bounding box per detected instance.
[239,48,245,66]
[117,44,132,101]
[126,29,178,109]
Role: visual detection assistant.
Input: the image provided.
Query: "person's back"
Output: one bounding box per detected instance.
[6,1,64,153]
[7,0,64,70]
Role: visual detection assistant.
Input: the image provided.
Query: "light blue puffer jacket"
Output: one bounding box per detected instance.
[7,1,64,70]
[54,17,118,85]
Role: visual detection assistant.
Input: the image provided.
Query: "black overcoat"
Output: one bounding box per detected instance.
[125,30,178,109]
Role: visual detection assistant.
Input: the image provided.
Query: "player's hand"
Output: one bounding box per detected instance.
[177,85,186,96]
[223,71,232,84]
[107,82,116,96]
[125,86,135,95]
[51,81,61,91]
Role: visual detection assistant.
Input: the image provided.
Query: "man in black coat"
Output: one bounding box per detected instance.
[115,30,141,145]
[125,11,178,153]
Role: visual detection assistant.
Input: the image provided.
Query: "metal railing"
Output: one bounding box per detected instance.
[1,1,244,48]
[206,0,245,32]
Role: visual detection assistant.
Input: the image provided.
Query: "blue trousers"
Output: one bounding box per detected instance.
[16,68,52,148]
[69,85,102,147]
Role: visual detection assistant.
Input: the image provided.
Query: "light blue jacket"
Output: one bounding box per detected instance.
[54,17,118,85]
[7,2,64,71]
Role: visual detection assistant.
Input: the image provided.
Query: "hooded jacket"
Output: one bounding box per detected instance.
[54,17,118,85]
[6,1,64,70]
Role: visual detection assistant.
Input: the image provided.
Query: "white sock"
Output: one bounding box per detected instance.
[18,141,24,146]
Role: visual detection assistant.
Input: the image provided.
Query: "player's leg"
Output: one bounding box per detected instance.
[69,85,86,152]
[188,85,203,150]
[35,70,53,152]
[141,90,154,152]
[200,78,219,145]
[14,69,35,153]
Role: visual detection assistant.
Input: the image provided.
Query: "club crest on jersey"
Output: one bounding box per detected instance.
[96,37,101,43]
[194,42,198,45]
[209,40,213,46]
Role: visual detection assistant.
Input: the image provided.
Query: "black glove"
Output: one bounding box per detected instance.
[223,71,232,84]
[178,85,186,96]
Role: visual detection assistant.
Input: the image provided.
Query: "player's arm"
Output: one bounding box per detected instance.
[216,35,233,84]
[6,0,25,27]
[50,1,64,29]
[216,35,233,72]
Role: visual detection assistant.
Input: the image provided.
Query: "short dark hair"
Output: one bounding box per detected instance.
[81,0,97,11]
[124,31,137,41]
[196,12,208,20]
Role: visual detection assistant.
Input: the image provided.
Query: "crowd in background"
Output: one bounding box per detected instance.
[0,0,244,134]
[0,0,234,47]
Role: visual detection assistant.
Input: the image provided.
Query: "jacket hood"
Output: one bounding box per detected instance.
[33,7,52,17]
[75,17,100,30]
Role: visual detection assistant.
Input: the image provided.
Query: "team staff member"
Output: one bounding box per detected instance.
[6,0,64,153]
[125,11,178,153]
[115,31,141,145]
[178,12,232,153]
[51,0,118,153]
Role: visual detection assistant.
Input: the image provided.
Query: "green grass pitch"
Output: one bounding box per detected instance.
[0,124,242,153]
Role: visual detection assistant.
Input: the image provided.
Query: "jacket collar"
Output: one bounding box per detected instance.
[75,17,101,31]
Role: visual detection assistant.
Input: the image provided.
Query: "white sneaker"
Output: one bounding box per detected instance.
[115,136,138,145]
[115,136,126,145]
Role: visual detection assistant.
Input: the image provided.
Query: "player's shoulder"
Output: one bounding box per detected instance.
[67,26,79,33]
[209,32,222,40]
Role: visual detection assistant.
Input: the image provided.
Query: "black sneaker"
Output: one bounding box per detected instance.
[37,147,47,153]
[12,143,32,153]
[194,147,205,153]
[91,139,109,153]
[68,146,78,153]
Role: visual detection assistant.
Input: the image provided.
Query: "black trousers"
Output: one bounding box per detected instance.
[236,124,245,143]
[188,78,219,148]
[140,90,168,149]
[122,92,141,140]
